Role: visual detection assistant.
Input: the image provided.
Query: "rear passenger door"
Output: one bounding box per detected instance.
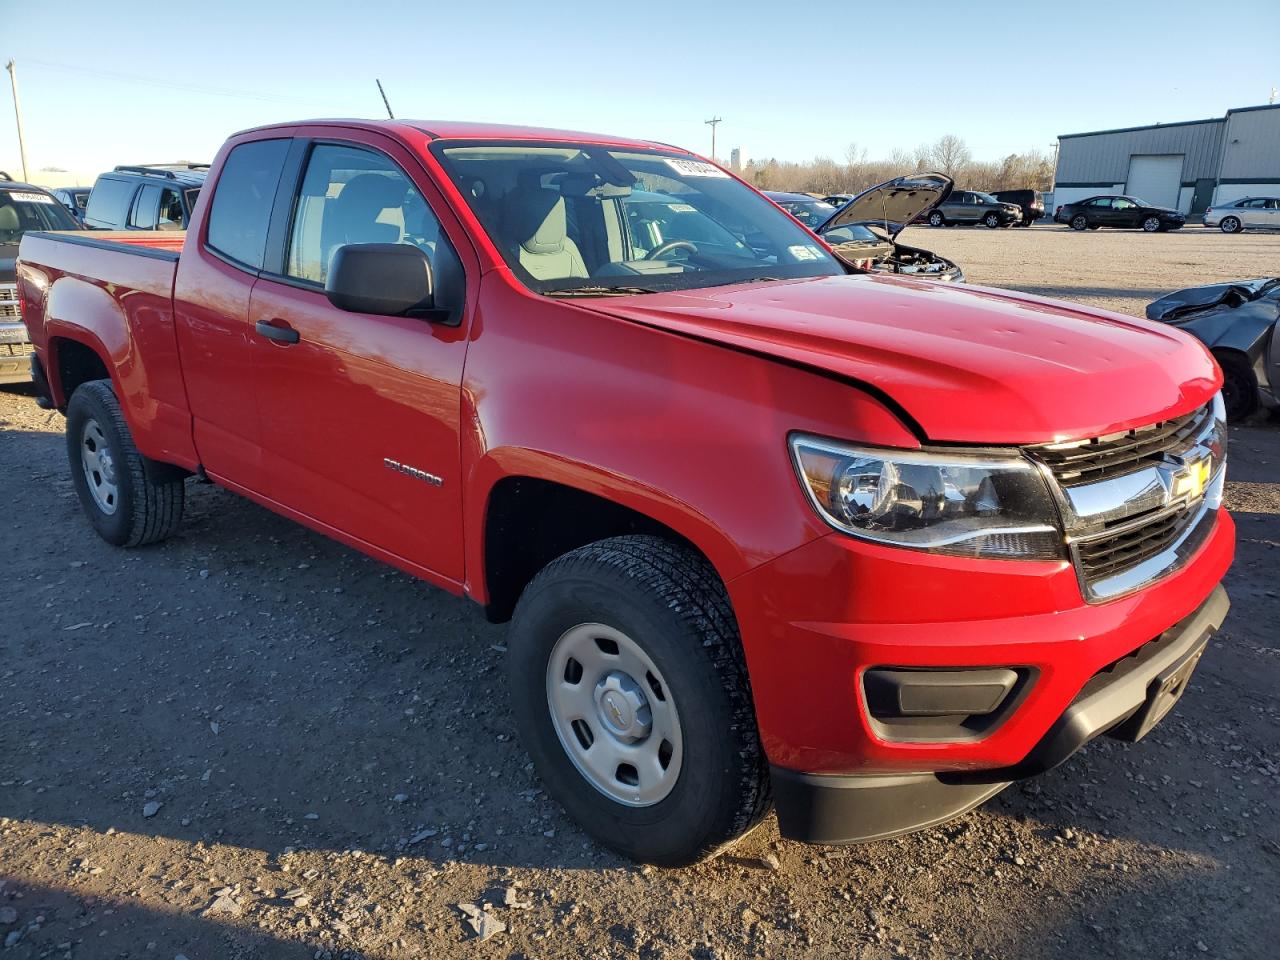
[174,137,293,492]
[246,134,471,583]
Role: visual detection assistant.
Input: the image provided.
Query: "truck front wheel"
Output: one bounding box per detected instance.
[66,380,185,546]
[507,535,771,866]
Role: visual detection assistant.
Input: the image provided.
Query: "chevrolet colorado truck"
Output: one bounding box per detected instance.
[16,120,1233,866]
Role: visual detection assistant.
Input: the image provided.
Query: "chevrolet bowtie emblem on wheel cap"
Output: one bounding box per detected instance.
[383,458,443,487]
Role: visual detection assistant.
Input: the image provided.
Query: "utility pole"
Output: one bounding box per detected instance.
[376,79,395,119]
[5,60,29,183]
[705,117,722,162]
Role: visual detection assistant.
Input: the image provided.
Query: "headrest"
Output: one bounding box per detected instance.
[0,205,18,231]
[334,174,408,215]
[508,188,567,255]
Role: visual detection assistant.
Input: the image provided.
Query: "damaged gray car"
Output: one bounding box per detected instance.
[1147,277,1280,421]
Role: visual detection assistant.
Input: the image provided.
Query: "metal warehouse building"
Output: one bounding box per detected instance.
[1054,103,1280,216]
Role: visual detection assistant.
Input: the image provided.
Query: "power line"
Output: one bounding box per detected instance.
[20,58,330,107]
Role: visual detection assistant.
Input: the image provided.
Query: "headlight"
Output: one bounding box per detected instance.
[790,435,1065,560]
[1208,390,1228,467]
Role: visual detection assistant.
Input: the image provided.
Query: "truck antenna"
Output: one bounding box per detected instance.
[376,79,395,119]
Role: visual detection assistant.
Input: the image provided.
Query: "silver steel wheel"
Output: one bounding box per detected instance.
[546,622,683,807]
[1142,216,1161,232]
[79,417,119,515]
[928,212,944,227]
[1221,217,1240,234]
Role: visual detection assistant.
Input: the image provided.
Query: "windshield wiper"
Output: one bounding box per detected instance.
[544,285,661,297]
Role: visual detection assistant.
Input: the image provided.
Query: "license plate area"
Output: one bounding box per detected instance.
[1110,642,1205,743]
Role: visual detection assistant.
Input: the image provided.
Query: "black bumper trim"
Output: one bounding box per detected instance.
[959,583,1228,783]
[770,584,1229,844]
[30,353,54,409]
[771,767,1009,845]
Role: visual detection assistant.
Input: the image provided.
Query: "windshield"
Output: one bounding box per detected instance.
[775,198,837,228]
[0,188,79,243]
[974,192,999,204]
[433,142,842,295]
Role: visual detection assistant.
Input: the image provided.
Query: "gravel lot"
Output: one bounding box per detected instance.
[2,225,1277,960]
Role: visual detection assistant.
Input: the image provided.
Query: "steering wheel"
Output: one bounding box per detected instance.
[645,239,697,260]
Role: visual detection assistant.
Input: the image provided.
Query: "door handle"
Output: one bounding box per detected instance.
[256,319,300,345]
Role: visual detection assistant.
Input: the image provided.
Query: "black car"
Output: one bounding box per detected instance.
[1147,277,1279,421]
[50,186,92,225]
[83,164,207,231]
[992,189,1044,227]
[1056,195,1185,232]
[0,173,81,384]
[770,177,965,282]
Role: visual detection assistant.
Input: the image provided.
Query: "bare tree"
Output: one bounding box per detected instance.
[930,134,972,179]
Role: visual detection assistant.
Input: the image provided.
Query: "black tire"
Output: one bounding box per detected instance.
[507,535,771,866]
[983,212,1001,228]
[1215,352,1258,422]
[1141,216,1162,233]
[1070,214,1088,231]
[66,379,185,546]
[927,211,945,227]
[1220,216,1242,234]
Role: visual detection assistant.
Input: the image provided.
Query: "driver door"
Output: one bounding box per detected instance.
[248,136,471,582]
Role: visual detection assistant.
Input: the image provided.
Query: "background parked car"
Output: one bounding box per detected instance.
[925,190,1020,228]
[992,189,1044,226]
[1056,195,1185,232]
[50,186,91,225]
[763,192,838,229]
[83,164,206,231]
[1147,277,1279,421]
[0,174,81,384]
[1204,197,1280,233]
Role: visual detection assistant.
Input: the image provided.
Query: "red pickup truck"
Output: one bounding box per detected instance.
[16,120,1232,866]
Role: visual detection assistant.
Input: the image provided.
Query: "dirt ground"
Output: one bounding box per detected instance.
[1,224,1277,960]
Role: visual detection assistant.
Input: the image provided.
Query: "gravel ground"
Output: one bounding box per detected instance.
[2,226,1278,959]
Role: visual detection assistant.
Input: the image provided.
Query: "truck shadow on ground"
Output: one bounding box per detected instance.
[2,419,1277,959]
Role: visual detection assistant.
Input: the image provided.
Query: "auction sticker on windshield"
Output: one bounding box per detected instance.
[663,159,729,178]
[8,192,56,204]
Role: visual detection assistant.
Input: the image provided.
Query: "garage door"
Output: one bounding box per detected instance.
[1126,155,1183,209]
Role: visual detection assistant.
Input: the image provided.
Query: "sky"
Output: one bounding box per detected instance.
[2,0,1278,183]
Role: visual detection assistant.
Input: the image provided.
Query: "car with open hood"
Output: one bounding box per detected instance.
[1148,277,1280,420]
[772,176,964,282]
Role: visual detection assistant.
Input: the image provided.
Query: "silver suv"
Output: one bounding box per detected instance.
[926,190,1021,228]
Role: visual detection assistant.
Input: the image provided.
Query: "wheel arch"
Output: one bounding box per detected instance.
[471,460,745,624]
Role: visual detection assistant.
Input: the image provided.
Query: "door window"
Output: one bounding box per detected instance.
[1086,198,1112,208]
[84,177,136,228]
[206,138,291,270]
[1113,198,1136,210]
[284,143,460,293]
[157,188,184,230]
[129,184,161,229]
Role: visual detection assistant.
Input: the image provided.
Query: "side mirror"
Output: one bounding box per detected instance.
[325,243,434,317]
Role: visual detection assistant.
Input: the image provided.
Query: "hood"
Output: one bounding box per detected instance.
[1147,278,1280,322]
[818,173,952,239]
[584,275,1220,444]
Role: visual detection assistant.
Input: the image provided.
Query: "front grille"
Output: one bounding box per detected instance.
[1031,402,1222,600]
[0,283,19,320]
[1033,404,1213,487]
[1076,506,1199,582]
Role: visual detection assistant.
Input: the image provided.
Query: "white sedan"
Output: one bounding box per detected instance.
[1204,197,1280,233]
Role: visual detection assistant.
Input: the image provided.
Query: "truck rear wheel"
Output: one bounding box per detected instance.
[507,535,771,866]
[66,380,185,546]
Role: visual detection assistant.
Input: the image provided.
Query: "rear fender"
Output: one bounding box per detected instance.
[44,276,199,469]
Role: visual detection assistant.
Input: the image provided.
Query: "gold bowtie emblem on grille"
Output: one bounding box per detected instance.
[1171,457,1212,500]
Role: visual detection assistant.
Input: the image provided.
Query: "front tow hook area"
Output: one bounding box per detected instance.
[770,584,1229,845]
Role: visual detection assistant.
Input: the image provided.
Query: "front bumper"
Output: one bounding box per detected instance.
[0,323,34,385]
[769,584,1229,843]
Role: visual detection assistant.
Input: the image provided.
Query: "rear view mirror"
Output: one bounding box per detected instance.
[325,243,435,317]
